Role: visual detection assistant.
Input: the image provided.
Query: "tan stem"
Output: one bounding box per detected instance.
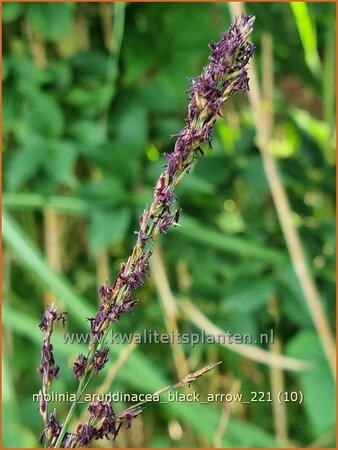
[25,20,47,68]
[95,249,110,303]
[44,209,62,306]
[180,298,312,371]
[151,247,190,380]
[213,379,241,447]
[269,295,289,443]
[99,2,115,52]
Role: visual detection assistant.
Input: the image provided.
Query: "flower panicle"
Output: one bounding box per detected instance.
[73,401,141,447]
[47,16,254,448]
[38,410,73,448]
[71,14,255,375]
[73,353,88,380]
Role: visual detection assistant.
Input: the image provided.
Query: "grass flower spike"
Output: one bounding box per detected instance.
[37,15,255,448]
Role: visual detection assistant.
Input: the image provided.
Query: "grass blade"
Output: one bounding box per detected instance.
[290,2,321,77]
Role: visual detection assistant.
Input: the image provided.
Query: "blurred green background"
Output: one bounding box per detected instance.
[2,1,336,448]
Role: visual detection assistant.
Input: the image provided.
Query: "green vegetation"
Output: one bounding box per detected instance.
[2,2,336,448]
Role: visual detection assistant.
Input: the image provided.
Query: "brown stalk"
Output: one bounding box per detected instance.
[212,379,242,448]
[180,299,312,372]
[151,247,190,380]
[44,209,63,307]
[269,295,289,444]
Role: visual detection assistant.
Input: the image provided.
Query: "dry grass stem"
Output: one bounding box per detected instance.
[180,299,312,371]
[151,246,190,379]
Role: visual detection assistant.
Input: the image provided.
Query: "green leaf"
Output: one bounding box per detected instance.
[89,208,132,252]
[136,80,179,114]
[27,3,73,41]
[6,135,46,192]
[44,141,78,188]
[2,344,37,447]
[2,210,93,320]
[115,104,148,155]
[48,61,73,91]
[123,37,155,85]
[174,216,286,263]
[67,85,115,115]
[69,121,106,155]
[149,436,172,448]
[193,155,232,186]
[177,173,215,195]
[2,354,19,426]
[25,92,64,137]
[290,107,333,160]
[3,193,88,215]
[222,278,275,314]
[11,56,48,90]
[286,331,335,437]
[2,57,10,82]
[242,156,270,206]
[323,22,336,127]
[276,264,312,326]
[3,2,25,23]
[78,178,124,207]
[71,51,109,78]
[3,89,20,137]
[290,2,322,77]
[66,87,94,108]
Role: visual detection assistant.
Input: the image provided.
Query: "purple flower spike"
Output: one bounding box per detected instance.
[37,305,64,425]
[81,16,254,366]
[85,16,254,352]
[76,424,95,447]
[155,174,175,205]
[38,410,61,447]
[99,283,112,301]
[73,353,88,380]
[73,401,118,446]
[39,17,254,448]
[91,347,109,373]
[89,401,116,437]
[39,305,57,332]
[118,406,142,430]
[187,14,255,130]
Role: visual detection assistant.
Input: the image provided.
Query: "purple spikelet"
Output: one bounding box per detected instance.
[38,306,66,424]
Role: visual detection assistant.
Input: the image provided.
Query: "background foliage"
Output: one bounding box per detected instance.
[2,1,336,448]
